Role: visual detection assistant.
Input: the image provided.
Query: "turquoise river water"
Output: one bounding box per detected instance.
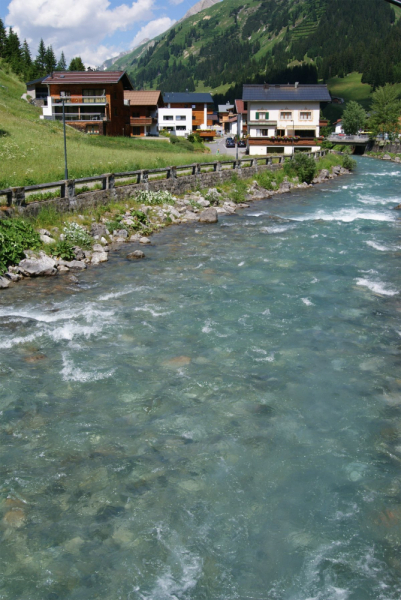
[0,157,401,600]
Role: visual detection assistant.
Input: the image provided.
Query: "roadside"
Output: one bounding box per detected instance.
[205,135,247,158]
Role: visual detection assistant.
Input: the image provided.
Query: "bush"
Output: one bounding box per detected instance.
[0,219,41,274]
[342,155,357,171]
[63,222,93,249]
[136,190,175,206]
[51,239,75,260]
[291,153,317,184]
[230,174,247,203]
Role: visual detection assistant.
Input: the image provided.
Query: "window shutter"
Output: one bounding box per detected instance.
[265,112,269,120]
[255,112,259,119]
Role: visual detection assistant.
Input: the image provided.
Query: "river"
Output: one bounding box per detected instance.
[0,157,400,600]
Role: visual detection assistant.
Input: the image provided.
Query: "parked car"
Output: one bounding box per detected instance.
[225,139,235,148]
[238,139,246,148]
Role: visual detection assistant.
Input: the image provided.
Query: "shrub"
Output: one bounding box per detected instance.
[230,174,247,203]
[136,190,175,206]
[0,219,41,274]
[51,239,75,260]
[63,222,93,249]
[342,155,357,171]
[291,153,317,184]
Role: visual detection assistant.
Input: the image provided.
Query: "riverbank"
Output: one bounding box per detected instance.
[0,153,354,290]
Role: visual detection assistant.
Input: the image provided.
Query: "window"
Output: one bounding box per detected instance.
[176,115,186,121]
[163,115,174,120]
[192,104,196,108]
[87,125,99,135]
[82,89,105,103]
[176,126,186,131]
[60,91,71,97]
[261,129,268,136]
[300,111,312,121]
[280,112,292,120]
[255,111,269,120]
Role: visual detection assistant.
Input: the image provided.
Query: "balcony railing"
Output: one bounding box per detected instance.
[53,113,107,122]
[249,137,322,146]
[130,117,155,126]
[53,95,107,104]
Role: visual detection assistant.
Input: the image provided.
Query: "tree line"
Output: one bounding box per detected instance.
[0,19,86,81]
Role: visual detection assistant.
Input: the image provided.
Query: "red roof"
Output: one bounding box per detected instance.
[235,99,247,114]
[44,71,133,87]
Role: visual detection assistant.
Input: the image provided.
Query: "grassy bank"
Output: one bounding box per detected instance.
[0,65,212,190]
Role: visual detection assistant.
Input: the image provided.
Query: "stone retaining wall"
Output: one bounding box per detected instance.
[19,163,283,217]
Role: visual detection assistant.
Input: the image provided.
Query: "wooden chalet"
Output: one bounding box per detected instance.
[124,90,164,136]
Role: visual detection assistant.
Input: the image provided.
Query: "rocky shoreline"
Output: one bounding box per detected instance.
[0,165,351,291]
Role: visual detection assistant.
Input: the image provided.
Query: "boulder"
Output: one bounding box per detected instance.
[19,253,57,277]
[197,198,211,207]
[139,237,151,244]
[5,272,21,282]
[113,229,128,239]
[68,275,79,284]
[319,169,330,179]
[57,264,70,273]
[127,250,145,259]
[91,223,107,237]
[93,243,106,253]
[394,157,401,163]
[40,234,55,244]
[73,247,85,261]
[65,260,87,270]
[0,276,10,289]
[130,233,141,242]
[332,165,341,175]
[339,167,350,175]
[100,237,108,245]
[222,202,236,214]
[199,208,218,223]
[383,154,392,160]
[91,251,108,264]
[182,211,200,222]
[279,182,292,193]
[39,228,51,236]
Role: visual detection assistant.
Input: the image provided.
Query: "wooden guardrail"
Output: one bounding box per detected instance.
[0,151,326,207]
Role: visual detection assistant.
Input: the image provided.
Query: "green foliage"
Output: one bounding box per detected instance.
[342,155,357,171]
[63,222,92,249]
[342,101,367,135]
[51,239,75,260]
[291,152,317,184]
[0,218,41,274]
[230,174,247,204]
[256,170,276,190]
[170,135,194,152]
[369,84,401,138]
[69,56,85,71]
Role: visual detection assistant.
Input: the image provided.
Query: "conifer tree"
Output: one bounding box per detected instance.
[57,51,67,70]
[21,39,32,68]
[44,45,57,73]
[35,39,47,74]
[0,19,7,59]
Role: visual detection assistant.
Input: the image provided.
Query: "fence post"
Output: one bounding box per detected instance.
[66,179,75,201]
[11,187,26,206]
[108,173,115,190]
[60,182,66,198]
[215,161,222,172]
[6,191,12,207]
[192,163,200,175]
[170,166,177,179]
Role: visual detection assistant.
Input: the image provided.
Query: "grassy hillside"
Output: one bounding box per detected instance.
[0,65,212,189]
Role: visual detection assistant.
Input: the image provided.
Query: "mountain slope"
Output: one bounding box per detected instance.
[113,0,401,111]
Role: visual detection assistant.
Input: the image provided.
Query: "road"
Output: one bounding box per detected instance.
[205,136,247,158]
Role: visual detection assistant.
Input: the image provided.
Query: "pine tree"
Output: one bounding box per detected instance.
[5,27,22,74]
[45,45,57,73]
[0,19,7,59]
[21,39,32,68]
[57,51,67,70]
[68,56,85,71]
[35,39,47,74]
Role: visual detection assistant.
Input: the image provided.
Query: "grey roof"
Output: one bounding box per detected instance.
[218,103,234,112]
[163,92,213,104]
[26,76,48,86]
[243,84,331,103]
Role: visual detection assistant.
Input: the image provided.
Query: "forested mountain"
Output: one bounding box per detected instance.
[111,0,401,104]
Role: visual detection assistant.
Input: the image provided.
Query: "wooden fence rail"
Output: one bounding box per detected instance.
[0,151,326,207]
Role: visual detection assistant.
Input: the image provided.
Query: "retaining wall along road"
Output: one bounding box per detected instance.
[0,153,326,218]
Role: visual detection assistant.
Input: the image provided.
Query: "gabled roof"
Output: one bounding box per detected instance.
[243,84,331,103]
[124,90,163,106]
[163,92,213,104]
[26,76,48,86]
[43,71,134,88]
[234,99,247,114]
[218,103,234,113]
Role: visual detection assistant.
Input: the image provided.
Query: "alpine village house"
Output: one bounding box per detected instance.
[26,72,331,154]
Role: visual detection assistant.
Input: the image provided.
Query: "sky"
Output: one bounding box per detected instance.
[0,0,203,67]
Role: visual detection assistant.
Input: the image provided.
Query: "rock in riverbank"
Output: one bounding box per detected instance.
[199,208,218,223]
[127,250,145,259]
[19,253,57,277]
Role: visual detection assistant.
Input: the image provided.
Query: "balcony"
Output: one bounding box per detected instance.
[198,130,217,138]
[53,113,108,122]
[53,95,107,105]
[130,117,156,126]
[248,119,277,126]
[248,136,322,147]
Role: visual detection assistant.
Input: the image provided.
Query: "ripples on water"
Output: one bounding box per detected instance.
[0,158,401,600]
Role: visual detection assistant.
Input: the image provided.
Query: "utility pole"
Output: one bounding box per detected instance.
[62,98,68,180]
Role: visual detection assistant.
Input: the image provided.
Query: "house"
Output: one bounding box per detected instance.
[159,92,214,137]
[24,76,49,105]
[334,119,344,134]
[234,100,247,137]
[124,90,163,137]
[38,71,134,136]
[243,83,331,155]
[218,102,238,136]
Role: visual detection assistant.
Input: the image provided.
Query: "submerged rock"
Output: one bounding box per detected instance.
[139,237,151,244]
[162,355,191,368]
[199,208,218,223]
[0,276,10,288]
[91,251,108,264]
[127,250,145,259]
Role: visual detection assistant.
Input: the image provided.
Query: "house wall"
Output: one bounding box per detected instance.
[46,81,129,136]
[166,102,213,130]
[249,144,321,156]
[129,105,158,136]
[158,107,193,136]
[248,101,320,137]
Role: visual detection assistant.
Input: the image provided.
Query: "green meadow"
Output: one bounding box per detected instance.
[0,65,212,190]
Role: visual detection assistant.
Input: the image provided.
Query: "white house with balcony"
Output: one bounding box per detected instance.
[159,92,214,137]
[158,107,193,136]
[243,83,331,155]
